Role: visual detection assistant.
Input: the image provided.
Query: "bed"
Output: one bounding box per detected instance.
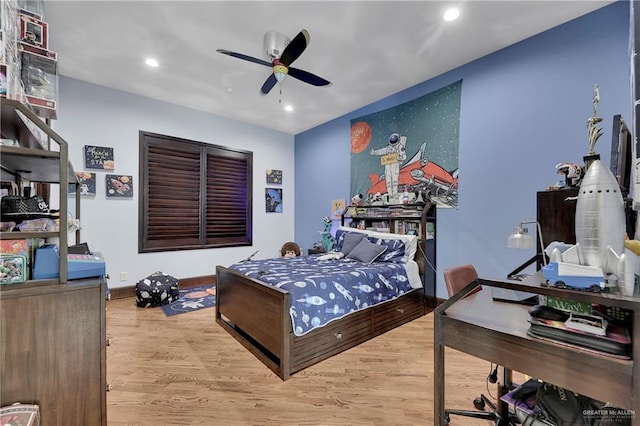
[215,227,431,380]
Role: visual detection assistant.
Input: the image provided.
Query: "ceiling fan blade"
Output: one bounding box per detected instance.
[288,67,331,87]
[260,73,278,95]
[216,49,272,67]
[279,29,310,66]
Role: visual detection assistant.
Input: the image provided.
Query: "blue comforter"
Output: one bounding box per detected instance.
[228,256,413,336]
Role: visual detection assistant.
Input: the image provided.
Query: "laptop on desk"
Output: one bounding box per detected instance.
[492,274,538,304]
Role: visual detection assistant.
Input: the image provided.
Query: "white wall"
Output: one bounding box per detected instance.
[52,77,295,289]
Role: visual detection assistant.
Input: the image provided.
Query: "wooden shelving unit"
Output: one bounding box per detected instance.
[0,99,107,425]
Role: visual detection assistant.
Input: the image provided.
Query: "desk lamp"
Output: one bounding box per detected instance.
[507,220,547,279]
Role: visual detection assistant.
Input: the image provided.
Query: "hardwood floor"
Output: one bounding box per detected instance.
[106,298,505,425]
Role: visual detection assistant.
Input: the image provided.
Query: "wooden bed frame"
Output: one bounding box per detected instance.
[215,261,431,380]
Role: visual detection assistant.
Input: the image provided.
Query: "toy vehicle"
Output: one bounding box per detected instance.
[541,262,605,292]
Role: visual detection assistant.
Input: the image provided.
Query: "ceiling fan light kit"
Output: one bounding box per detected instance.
[217,29,331,95]
[263,31,290,60]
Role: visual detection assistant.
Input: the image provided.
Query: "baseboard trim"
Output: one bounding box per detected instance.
[109,274,217,300]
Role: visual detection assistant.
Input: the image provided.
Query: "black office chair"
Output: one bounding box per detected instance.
[442,264,506,425]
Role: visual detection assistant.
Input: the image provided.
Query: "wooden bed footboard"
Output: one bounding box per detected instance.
[215,265,292,379]
[215,265,427,380]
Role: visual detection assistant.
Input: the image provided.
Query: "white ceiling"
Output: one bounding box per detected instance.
[43,1,613,135]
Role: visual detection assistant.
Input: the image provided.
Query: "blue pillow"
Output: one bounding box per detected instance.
[340,232,366,256]
[347,238,388,264]
[368,237,406,263]
[334,229,363,252]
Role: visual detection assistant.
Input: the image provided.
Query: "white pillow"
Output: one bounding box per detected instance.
[336,226,418,262]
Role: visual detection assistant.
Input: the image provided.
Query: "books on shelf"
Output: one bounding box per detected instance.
[366,220,390,233]
[346,205,422,219]
[391,219,422,236]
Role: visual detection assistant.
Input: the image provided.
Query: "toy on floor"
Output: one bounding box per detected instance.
[280,241,301,258]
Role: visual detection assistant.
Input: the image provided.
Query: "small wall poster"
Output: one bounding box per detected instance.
[68,171,96,196]
[106,174,133,197]
[265,188,282,213]
[332,199,346,219]
[266,169,282,184]
[84,145,115,170]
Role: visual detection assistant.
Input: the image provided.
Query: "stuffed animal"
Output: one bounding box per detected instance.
[319,216,336,252]
[280,241,301,258]
[351,193,364,206]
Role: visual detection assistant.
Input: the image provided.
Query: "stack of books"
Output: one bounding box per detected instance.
[527,306,631,359]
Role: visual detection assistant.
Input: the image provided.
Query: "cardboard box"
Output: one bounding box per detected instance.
[0,403,40,425]
[18,13,49,50]
[20,51,58,119]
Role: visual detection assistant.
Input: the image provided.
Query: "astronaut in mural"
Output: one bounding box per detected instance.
[369,132,407,200]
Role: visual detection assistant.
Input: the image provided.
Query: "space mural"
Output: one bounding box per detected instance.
[349,80,462,208]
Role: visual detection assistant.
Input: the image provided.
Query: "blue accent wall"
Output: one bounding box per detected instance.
[295,2,631,298]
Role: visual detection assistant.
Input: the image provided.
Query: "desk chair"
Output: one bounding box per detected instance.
[442,264,501,424]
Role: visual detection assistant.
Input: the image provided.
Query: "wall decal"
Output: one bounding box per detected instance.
[266,169,282,184]
[349,80,462,208]
[266,188,282,213]
[106,174,132,197]
[68,171,96,196]
[84,145,115,170]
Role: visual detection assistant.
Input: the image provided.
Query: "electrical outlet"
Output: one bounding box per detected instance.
[120,272,128,282]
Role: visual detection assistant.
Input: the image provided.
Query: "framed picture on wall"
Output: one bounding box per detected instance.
[84,145,115,170]
[106,174,133,197]
[266,188,282,213]
[68,171,96,196]
[266,169,282,184]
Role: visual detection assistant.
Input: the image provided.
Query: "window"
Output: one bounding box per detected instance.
[139,131,252,253]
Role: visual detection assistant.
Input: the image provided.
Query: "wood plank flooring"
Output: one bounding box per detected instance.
[106,298,508,425]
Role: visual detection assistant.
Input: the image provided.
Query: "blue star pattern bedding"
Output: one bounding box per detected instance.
[229,256,415,336]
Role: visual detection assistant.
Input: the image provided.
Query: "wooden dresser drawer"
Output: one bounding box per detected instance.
[291,307,373,372]
[372,290,424,334]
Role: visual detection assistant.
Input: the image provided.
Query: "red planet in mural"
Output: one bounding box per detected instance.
[350,121,371,154]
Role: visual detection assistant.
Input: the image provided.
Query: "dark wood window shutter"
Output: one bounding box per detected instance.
[206,147,252,246]
[139,131,252,253]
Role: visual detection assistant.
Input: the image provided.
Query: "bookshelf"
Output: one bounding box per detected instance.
[341,202,437,305]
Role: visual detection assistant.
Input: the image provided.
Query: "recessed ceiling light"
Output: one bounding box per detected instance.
[145,58,159,68]
[284,105,293,112]
[443,8,460,22]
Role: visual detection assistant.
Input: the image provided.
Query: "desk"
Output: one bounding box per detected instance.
[434,273,639,426]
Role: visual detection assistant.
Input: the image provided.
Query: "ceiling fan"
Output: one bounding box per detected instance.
[217,29,331,95]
